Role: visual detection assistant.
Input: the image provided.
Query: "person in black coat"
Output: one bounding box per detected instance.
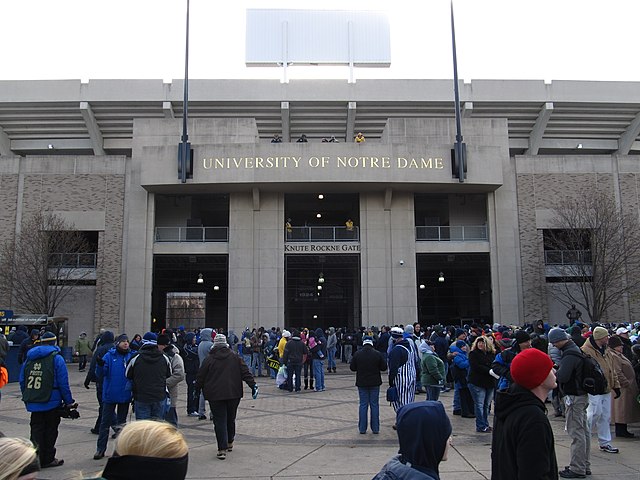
[84,330,115,434]
[491,348,559,480]
[467,337,496,433]
[181,332,200,416]
[350,336,387,434]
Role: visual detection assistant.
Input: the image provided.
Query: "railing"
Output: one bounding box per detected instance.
[416,225,488,241]
[48,253,97,268]
[286,226,360,242]
[544,250,591,265]
[155,227,229,242]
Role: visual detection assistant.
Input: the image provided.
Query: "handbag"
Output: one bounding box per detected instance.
[386,386,398,403]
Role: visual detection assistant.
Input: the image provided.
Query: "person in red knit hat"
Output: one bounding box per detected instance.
[491,347,559,480]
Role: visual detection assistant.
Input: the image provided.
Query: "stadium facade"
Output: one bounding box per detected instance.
[1,79,639,339]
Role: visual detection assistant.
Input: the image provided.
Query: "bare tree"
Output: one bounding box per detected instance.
[545,189,640,323]
[0,212,94,316]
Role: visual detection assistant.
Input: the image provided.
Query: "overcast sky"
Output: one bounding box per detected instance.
[3,0,639,83]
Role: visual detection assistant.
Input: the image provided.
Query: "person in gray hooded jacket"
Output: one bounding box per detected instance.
[196,328,214,420]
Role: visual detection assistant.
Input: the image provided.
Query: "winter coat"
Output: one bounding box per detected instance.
[432,333,449,363]
[181,333,200,376]
[125,344,172,403]
[491,384,558,480]
[555,340,588,396]
[84,332,114,387]
[75,336,92,355]
[85,453,188,480]
[610,348,640,424]
[467,348,496,390]
[197,328,214,365]
[491,346,519,391]
[282,337,307,366]
[164,344,186,407]
[582,336,620,394]
[420,351,445,386]
[350,344,387,387]
[19,345,74,412]
[195,346,255,401]
[98,346,133,404]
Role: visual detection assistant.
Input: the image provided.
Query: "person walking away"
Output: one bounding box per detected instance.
[197,328,215,420]
[158,333,185,426]
[549,327,591,479]
[84,330,115,435]
[182,332,200,417]
[350,335,387,434]
[582,326,620,455]
[608,335,640,438]
[281,328,307,392]
[374,401,452,480]
[195,334,258,460]
[93,334,133,460]
[388,327,416,421]
[491,348,558,480]
[309,329,327,391]
[450,340,474,418]
[19,331,75,468]
[419,342,445,401]
[74,332,91,371]
[467,336,496,432]
[125,332,172,420]
[326,327,337,373]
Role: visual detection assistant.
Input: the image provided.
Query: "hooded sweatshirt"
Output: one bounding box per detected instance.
[491,384,558,480]
[373,401,452,480]
[19,344,74,412]
[197,328,214,366]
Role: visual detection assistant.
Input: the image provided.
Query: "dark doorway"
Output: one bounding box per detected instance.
[285,254,361,330]
[152,255,228,331]
[416,253,492,326]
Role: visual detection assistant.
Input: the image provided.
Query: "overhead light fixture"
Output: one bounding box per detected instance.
[318,273,325,284]
[577,143,583,149]
[316,213,322,218]
[318,194,324,199]
[197,273,204,284]
[419,284,426,290]
[317,285,323,290]
[213,285,220,291]
[47,144,54,149]
[438,272,445,283]
[313,314,318,319]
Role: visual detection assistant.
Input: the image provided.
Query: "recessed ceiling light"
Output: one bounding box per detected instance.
[316,213,322,218]
[318,194,324,199]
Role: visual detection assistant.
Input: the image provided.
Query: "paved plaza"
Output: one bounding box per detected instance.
[1,363,639,479]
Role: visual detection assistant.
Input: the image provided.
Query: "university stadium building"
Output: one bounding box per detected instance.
[1,78,639,340]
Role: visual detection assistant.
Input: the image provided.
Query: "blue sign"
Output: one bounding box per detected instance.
[0,310,14,320]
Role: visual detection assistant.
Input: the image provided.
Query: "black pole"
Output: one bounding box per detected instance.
[451,0,466,183]
[178,0,190,183]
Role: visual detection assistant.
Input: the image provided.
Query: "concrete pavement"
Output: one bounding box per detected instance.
[1,362,639,479]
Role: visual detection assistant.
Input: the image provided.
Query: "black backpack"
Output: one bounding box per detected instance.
[566,350,608,395]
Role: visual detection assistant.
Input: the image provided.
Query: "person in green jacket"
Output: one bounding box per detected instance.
[74,332,92,372]
[420,342,445,401]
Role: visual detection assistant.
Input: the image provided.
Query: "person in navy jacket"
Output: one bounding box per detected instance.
[19,331,75,469]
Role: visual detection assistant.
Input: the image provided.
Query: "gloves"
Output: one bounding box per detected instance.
[613,388,621,399]
[251,384,259,400]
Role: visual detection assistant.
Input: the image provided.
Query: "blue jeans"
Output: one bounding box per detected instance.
[358,386,380,433]
[426,385,441,401]
[135,400,165,421]
[312,359,325,390]
[468,384,493,430]
[97,402,129,453]
[453,381,461,411]
[327,347,337,370]
[251,352,263,376]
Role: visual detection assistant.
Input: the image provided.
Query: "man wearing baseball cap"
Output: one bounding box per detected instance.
[491,348,558,480]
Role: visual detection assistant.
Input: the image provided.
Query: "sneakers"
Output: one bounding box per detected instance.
[477,426,492,433]
[599,444,619,453]
[42,458,64,468]
[216,450,226,460]
[198,414,207,420]
[559,467,586,478]
[227,442,233,452]
[187,411,200,417]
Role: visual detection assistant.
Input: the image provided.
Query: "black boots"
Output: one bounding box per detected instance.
[304,378,308,390]
[615,423,635,438]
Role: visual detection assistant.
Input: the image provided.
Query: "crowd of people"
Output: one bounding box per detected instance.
[1,317,640,479]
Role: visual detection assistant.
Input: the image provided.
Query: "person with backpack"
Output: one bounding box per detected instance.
[19,331,75,469]
[581,326,621,456]
[550,327,591,478]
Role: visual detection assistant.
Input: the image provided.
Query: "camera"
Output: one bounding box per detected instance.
[399,260,404,266]
[57,403,80,420]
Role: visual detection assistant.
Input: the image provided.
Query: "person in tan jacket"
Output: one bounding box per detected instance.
[581,326,621,455]
[608,335,640,438]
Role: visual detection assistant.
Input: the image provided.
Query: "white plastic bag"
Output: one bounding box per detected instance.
[276,365,288,386]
